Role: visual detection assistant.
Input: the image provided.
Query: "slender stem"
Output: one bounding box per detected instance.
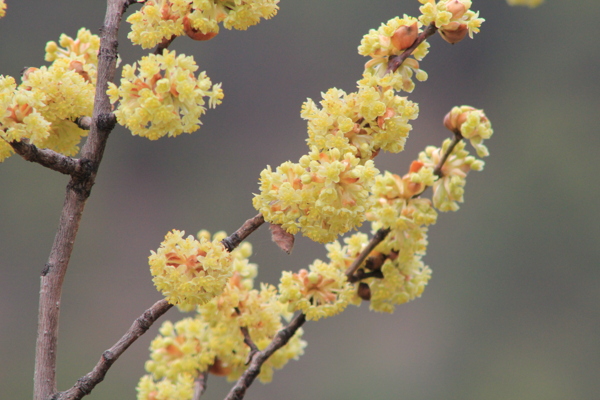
[433,132,463,177]
[386,22,438,75]
[221,213,265,252]
[54,300,173,400]
[224,313,306,400]
[344,228,390,279]
[33,1,126,399]
[9,140,86,176]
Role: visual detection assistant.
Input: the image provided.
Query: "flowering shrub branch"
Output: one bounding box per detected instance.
[0,0,542,398]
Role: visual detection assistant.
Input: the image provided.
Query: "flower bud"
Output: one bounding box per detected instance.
[391,22,419,50]
[444,106,473,133]
[439,23,469,44]
[447,0,468,19]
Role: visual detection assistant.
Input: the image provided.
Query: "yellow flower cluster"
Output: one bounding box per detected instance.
[506,0,544,8]
[254,79,420,243]
[137,373,194,400]
[358,15,430,93]
[45,28,100,70]
[418,0,485,44]
[444,105,493,157]
[127,0,279,49]
[0,32,98,162]
[0,1,6,18]
[107,50,223,140]
[149,230,233,307]
[141,238,306,397]
[279,259,353,321]
[253,148,379,243]
[302,86,419,161]
[419,139,484,212]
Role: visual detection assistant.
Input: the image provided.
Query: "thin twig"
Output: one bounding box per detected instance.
[192,371,209,400]
[54,300,173,400]
[235,308,259,363]
[344,228,390,279]
[221,213,265,252]
[224,313,306,400]
[155,35,176,55]
[433,132,463,177]
[386,22,438,75]
[33,1,127,399]
[9,140,85,176]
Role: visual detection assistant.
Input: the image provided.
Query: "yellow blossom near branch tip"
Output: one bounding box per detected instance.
[127,0,280,49]
[149,230,233,307]
[107,50,223,140]
[279,260,353,321]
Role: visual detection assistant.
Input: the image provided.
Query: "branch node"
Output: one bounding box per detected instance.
[96,113,117,132]
[41,263,51,276]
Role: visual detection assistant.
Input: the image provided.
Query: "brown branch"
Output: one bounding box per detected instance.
[155,35,176,55]
[9,139,86,176]
[33,1,127,399]
[221,213,265,252]
[234,307,259,363]
[224,313,306,400]
[433,132,463,177]
[53,300,173,400]
[386,22,438,75]
[192,371,209,400]
[344,228,390,279]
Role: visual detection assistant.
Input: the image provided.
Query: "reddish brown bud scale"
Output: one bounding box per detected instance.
[447,0,467,19]
[439,23,469,44]
[391,22,419,50]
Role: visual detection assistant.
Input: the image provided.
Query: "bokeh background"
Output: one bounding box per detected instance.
[1,1,599,399]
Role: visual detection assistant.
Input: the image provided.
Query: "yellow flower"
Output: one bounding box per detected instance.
[107,50,223,140]
[367,255,432,313]
[444,105,493,157]
[0,1,7,18]
[279,260,353,321]
[45,28,100,69]
[303,86,419,161]
[136,373,195,400]
[127,0,190,49]
[149,230,233,307]
[358,15,430,93]
[0,57,95,159]
[419,139,484,212]
[254,148,379,243]
[145,319,212,381]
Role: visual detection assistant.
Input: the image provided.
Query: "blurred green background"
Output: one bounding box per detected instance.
[1,1,599,399]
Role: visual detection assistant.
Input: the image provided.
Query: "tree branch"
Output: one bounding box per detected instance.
[9,139,86,176]
[33,1,127,399]
[224,313,306,400]
[221,213,265,252]
[54,300,173,400]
